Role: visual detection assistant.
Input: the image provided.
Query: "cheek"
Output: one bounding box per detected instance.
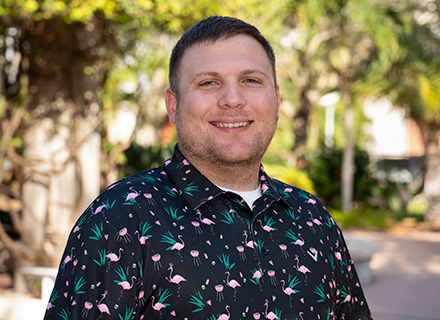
[183,96,213,120]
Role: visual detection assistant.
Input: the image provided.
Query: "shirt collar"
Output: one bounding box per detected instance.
[164,144,289,211]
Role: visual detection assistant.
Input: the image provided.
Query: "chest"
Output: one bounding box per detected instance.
[136,199,345,319]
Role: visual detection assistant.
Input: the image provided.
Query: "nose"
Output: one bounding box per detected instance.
[218,83,246,108]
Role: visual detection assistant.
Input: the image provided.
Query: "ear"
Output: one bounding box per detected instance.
[165,87,177,124]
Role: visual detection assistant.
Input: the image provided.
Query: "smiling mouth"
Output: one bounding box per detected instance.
[212,121,252,128]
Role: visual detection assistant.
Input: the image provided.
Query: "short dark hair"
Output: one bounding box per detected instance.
[169,16,277,95]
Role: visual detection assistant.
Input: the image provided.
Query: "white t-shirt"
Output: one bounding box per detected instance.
[218,184,262,209]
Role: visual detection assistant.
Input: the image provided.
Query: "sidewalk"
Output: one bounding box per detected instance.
[0,294,46,320]
[353,230,440,320]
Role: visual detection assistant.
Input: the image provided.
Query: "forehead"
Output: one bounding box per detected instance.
[178,35,273,81]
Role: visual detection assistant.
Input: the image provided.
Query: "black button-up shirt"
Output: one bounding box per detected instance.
[44,145,372,320]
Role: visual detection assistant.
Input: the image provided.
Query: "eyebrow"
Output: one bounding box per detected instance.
[240,69,270,79]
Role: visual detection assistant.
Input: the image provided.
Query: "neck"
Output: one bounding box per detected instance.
[182,152,261,191]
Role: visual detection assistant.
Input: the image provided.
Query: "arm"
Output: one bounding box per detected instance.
[333,228,373,320]
[44,203,142,319]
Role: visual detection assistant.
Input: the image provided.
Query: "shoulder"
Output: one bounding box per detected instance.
[96,165,168,205]
[270,177,321,204]
[269,176,336,222]
[77,165,169,227]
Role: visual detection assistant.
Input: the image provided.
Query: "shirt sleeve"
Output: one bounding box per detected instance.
[334,228,373,320]
[43,203,142,319]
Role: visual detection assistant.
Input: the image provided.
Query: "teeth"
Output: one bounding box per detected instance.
[214,121,250,128]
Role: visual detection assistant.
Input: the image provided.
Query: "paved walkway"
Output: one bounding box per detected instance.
[354,230,440,320]
[0,230,439,320]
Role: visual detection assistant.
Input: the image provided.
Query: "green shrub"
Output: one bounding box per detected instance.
[263,163,315,194]
[305,147,397,212]
[331,206,395,230]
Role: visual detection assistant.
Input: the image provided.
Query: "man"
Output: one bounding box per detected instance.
[44,16,372,319]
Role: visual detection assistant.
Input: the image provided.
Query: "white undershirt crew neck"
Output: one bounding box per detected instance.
[217,184,262,209]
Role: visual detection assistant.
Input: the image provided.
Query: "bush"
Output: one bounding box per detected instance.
[305,147,397,212]
[330,207,395,230]
[263,163,315,194]
[121,142,174,177]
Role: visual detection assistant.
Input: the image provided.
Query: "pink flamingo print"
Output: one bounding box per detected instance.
[151,296,166,312]
[258,220,275,232]
[225,271,241,300]
[197,211,216,227]
[97,291,110,315]
[171,235,185,251]
[264,299,279,319]
[280,279,297,306]
[309,211,323,226]
[218,305,231,320]
[294,234,305,247]
[62,247,75,266]
[117,276,136,290]
[167,263,186,295]
[93,203,107,215]
[253,312,261,319]
[125,187,140,202]
[171,235,185,259]
[294,255,311,281]
[106,248,123,262]
[152,253,162,270]
[135,231,149,244]
[243,231,256,248]
[215,284,224,301]
[167,263,187,285]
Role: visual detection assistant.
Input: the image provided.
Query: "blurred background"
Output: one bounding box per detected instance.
[0,0,439,319]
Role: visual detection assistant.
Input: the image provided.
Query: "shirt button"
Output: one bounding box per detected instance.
[261,247,269,255]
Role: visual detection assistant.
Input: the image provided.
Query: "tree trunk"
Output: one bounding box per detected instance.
[424,133,440,224]
[290,51,312,167]
[341,70,354,212]
[17,17,102,269]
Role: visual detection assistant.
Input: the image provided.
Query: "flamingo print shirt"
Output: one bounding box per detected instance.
[44,145,372,320]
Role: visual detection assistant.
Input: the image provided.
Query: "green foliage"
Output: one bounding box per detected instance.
[0,0,155,23]
[0,0,281,31]
[263,163,315,194]
[331,207,394,230]
[305,146,397,212]
[121,142,174,178]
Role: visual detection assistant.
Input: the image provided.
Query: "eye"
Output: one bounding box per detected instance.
[243,78,261,84]
[199,80,217,87]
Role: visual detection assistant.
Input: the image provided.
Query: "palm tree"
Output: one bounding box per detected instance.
[362,0,440,221]
[281,0,404,211]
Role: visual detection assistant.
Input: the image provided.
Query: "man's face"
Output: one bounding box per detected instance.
[165,34,280,169]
